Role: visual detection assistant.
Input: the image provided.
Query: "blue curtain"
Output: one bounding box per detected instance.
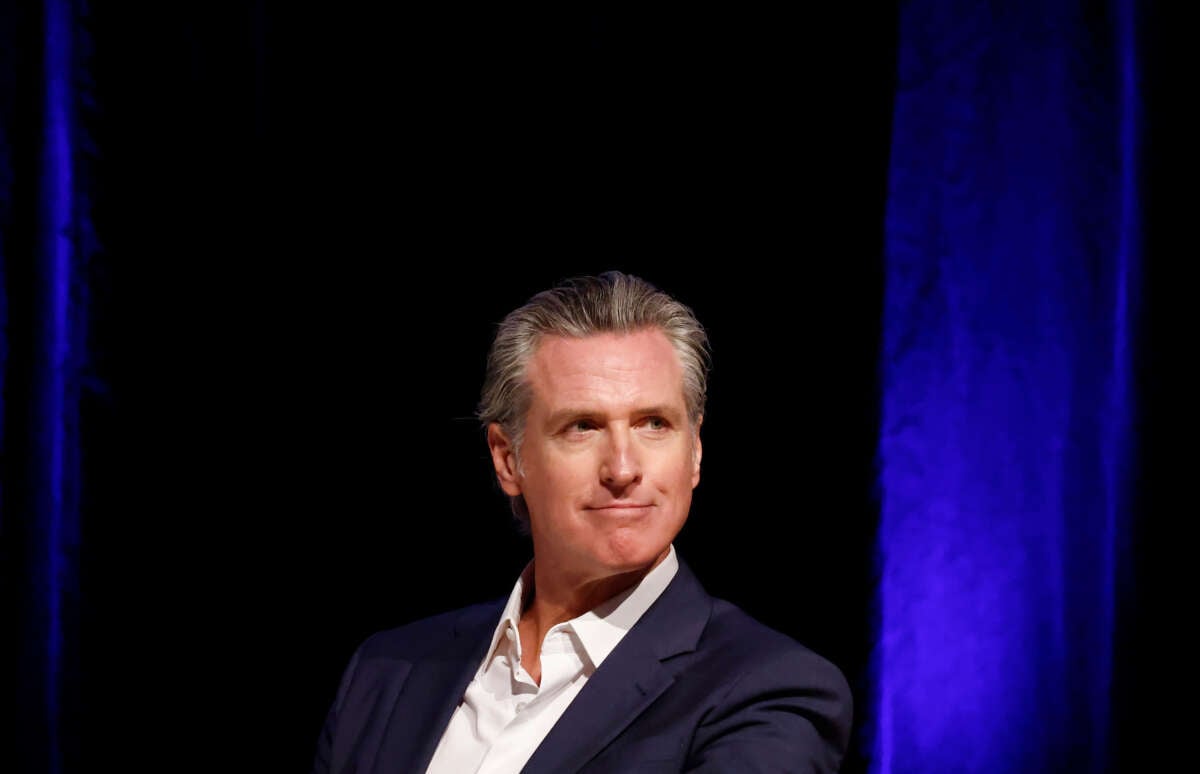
[874,2,1139,772]
[1,1,93,771]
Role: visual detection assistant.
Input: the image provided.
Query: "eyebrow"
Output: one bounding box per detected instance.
[544,405,685,429]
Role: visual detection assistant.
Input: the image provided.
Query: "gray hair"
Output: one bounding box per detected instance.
[477,271,711,528]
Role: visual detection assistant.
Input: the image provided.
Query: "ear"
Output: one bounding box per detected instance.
[691,416,703,488]
[487,423,523,496]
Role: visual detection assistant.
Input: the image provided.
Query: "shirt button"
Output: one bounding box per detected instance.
[515,702,528,713]
[505,628,515,641]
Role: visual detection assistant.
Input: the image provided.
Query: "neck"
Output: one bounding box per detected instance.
[517,548,669,668]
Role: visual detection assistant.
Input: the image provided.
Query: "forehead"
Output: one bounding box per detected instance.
[525,329,685,408]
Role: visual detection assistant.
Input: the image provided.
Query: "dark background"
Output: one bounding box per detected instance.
[6,2,1194,773]
[70,5,896,772]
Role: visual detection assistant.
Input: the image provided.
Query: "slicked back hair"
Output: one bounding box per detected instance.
[477,271,711,529]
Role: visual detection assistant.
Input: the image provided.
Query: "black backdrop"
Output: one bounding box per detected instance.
[6,3,1196,773]
[69,5,895,772]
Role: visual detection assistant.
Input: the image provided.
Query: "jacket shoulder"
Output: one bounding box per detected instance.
[687,597,853,764]
[355,598,504,661]
[704,598,833,657]
[702,597,850,696]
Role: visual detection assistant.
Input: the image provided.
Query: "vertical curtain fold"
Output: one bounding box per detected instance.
[873,2,1139,772]
[1,1,92,771]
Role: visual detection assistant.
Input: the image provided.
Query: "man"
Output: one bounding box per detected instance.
[312,271,852,773]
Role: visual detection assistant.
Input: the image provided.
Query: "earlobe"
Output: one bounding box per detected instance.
[487,423,523,496]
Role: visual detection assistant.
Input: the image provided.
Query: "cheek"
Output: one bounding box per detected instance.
[524,454,596,503]
[649,459,699,502]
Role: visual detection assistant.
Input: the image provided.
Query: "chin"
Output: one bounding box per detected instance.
[601,533,672,571]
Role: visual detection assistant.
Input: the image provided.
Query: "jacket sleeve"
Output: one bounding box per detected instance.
[684,646,853,773]
[311,645,363,774]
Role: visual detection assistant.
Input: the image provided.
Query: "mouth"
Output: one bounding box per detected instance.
[586,503,655,517]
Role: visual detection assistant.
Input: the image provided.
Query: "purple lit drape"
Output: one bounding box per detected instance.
[0,1,92,771]
[874,3,1139,773]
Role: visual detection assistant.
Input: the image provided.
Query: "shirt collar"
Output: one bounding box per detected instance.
[477,561,536,678]
[479,546,680,676]
[569,545,679,668]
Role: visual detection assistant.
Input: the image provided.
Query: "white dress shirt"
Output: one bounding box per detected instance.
[425,546,680,774]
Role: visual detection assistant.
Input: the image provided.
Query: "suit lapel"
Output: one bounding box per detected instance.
[370,602,501,774]
[521,561,711,774]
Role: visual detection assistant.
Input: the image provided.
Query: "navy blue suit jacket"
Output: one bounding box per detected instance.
[312,560,851,773]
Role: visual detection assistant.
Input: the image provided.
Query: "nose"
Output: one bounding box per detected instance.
[600,427,642,492]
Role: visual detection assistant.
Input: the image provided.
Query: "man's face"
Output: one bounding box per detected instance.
[488,328,702,583]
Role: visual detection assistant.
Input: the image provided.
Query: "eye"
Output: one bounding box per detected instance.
[567,419,597,433]
[642,416,668,430]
